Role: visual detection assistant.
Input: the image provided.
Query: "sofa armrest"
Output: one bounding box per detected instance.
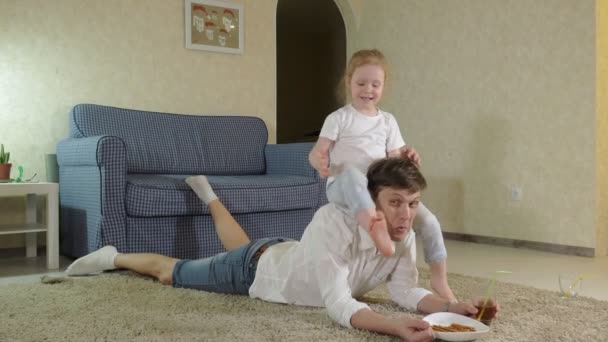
[265,142,328,207]
[265,142,318,178]
[57,136,128,256]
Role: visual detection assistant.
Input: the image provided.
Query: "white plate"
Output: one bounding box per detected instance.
[423,312,490,341]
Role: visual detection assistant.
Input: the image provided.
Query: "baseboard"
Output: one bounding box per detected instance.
[443,232,595,258]
[0,246,47,258]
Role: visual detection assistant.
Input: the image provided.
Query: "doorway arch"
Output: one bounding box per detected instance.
[276,0,347,143]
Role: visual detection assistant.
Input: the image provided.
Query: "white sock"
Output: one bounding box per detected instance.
[186,176,218,204]
[65,246,119,276]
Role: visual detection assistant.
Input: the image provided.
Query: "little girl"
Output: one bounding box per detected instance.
[309,49,456,302]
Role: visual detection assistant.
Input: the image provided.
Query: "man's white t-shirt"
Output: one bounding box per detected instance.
[248,203,432,329]
[319,104,406,183]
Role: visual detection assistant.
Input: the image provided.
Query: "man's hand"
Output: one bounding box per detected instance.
[448,300,502,321]
[351,309,433,341]
[429,260,457,303]
[448,302,479,316]
[309,149,331,177]
[401,147,421,167]
[393,318,434,342]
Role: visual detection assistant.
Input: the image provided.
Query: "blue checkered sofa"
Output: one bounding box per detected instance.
[57,104,328,258]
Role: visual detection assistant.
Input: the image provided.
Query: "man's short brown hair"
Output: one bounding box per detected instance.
[367,157,427,201]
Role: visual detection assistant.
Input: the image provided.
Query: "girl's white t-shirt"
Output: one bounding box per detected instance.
[319,104,406,183]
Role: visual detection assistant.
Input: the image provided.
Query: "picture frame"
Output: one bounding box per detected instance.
[185,0,244,54]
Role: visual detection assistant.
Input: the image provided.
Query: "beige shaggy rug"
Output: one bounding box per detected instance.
[1,269,607,342]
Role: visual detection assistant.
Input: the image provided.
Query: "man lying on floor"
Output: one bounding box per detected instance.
[66,157,485,342]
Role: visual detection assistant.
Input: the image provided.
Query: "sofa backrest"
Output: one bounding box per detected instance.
[70,104,268,175]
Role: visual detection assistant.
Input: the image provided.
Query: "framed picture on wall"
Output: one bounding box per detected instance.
[185,0,244,54]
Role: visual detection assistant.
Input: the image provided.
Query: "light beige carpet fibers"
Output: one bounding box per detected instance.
[1,269,607,341]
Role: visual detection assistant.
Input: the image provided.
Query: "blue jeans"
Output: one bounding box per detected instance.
[172,237,288,294]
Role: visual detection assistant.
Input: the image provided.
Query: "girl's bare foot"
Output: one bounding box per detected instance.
[357,209,394,256]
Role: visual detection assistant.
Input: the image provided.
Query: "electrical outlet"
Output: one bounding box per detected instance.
[510,186,523,201]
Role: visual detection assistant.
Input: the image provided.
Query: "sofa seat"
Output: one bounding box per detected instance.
[126,174,319,217]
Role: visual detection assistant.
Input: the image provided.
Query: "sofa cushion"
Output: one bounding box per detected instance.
[70,104,268,175]
[125,174,319,217]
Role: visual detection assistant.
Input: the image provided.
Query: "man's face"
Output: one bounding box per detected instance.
[375,187,420,242]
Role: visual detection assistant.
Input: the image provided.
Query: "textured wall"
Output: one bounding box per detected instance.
[597,0,608,256]
[0,0,277,248]
[2,0,604,253]
[353,0,597,248]
[0,0,276,179]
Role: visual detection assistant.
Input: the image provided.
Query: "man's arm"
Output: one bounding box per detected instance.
[311,244,435,340]
[351,308,434,342]
[429,259,457,302]
[387,240,478,316]
[306,208,425,338]
[417,293,477,316]
[386,234,435,311]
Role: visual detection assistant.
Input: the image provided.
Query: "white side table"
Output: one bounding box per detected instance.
[0,182,59,269]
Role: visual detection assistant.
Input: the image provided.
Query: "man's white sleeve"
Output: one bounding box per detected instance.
[386,240,433,311]
[307,217,369,328]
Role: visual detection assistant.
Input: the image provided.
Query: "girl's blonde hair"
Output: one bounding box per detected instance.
[337,49,389,104]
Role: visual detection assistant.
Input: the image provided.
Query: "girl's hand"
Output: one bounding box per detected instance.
[309,150,331,177]
[402,147,421,167]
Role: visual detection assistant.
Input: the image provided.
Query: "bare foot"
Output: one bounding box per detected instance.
[357,210,394,257]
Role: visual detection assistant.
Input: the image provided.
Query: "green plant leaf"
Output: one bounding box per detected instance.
[0,145,10,164]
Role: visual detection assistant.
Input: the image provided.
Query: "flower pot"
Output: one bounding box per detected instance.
[0,163,12,180]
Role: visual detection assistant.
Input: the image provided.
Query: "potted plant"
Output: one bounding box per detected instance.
[0,144,11,180]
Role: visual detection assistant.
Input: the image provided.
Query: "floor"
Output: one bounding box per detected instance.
[417,240,608,301]
[0,240,607,301]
